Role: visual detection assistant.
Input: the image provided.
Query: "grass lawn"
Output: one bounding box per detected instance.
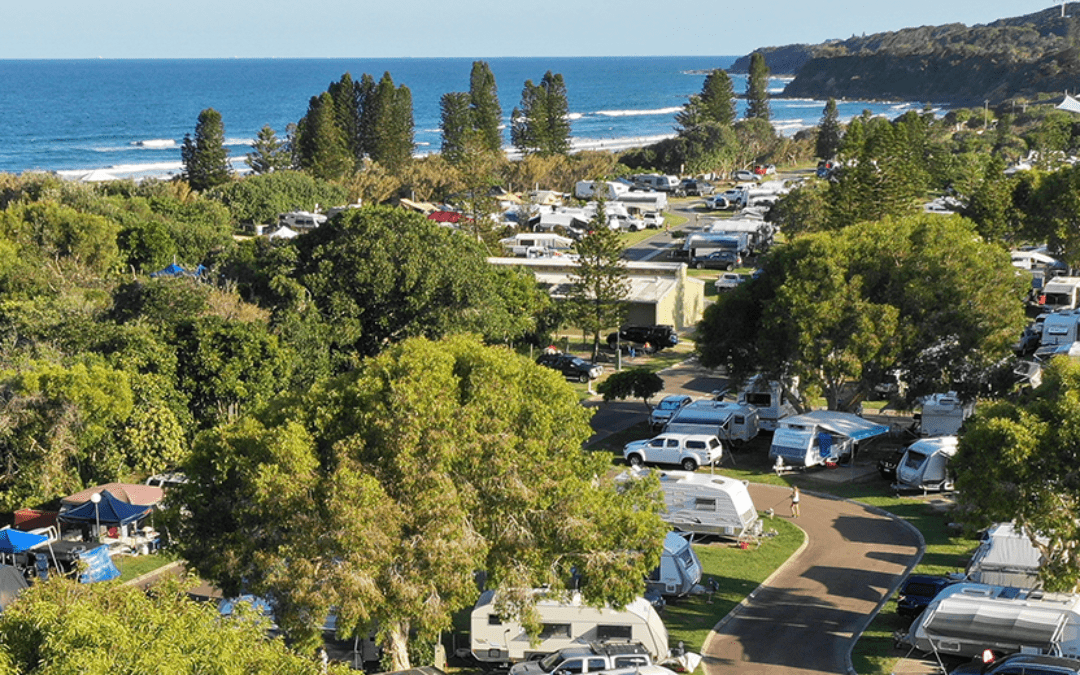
[115,550,180,583]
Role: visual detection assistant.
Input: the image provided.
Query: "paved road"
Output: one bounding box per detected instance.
[704,484,921,675]
[587,360,924,675]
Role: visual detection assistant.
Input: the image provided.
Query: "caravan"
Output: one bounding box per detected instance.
[770,411,889,468]
[646,532,703,598]
[470,590,670,664]
[966,522,1045,589]
[917,392,974,436]
[642,470,761,540]
[901,583,1080,661]
[662,400,760,445]
[893,436,959,493]
[736,376,797,432]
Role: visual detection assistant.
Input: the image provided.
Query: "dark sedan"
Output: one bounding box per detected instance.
[690,251,742,270]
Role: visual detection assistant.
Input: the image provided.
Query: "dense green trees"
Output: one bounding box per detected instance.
[0,576,346,674]
[511,71,571,157]
[175,335,667,668]
[211,171,349,225]
[697,214,1027,410]
[181,108,232,191]
[953,357,1080,591]
[745,53,771,121]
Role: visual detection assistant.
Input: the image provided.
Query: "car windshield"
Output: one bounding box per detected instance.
[538,653,565,672]
[569,358,589,367]
[658,399,683,410]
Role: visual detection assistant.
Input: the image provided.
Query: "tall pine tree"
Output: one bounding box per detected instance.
[469,61,503,155]
[181,108,231,191]
[570,199,630,362]
[816,98,842,160]
[296,92,352,181]
[511,71,570,157]
[745,53,771,121]
[440,92,472,164]
[699,69,736,126]
[246,125,290,174]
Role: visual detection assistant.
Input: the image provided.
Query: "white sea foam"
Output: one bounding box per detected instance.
[567,112,584,121]
[224,137,254,146]
[594,106,682,118]
[131,139,175,148]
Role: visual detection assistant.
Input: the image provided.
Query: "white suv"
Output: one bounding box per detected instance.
[623,433,723,471]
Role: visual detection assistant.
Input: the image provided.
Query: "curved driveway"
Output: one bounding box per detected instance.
[702,484,922,675]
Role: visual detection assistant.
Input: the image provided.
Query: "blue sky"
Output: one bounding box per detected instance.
[0,1,1058,59]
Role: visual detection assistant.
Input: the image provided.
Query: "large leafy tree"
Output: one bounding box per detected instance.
[568,203,630,362]
[745,52,771,121]
[0,576,347,674]
[697,214,1028,410]
[511,71,571,157]
[175,335,667,668]
[953,357,1080,592]
[815,98,842,160]
[181,108,232,191]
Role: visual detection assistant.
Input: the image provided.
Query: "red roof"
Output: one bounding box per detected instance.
[427,211,466,223]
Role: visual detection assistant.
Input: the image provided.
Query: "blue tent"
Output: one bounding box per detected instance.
[150,262,187,278]
[0,529,46,554]
[58,490,152,526]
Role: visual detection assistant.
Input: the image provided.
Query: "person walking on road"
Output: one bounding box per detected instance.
[790,486,801,518]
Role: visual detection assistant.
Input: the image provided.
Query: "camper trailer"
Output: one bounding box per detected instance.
[647,532,703,598]
[470,590,670,664]
[901,583,1080,661]
[663,400,760,444]
[574,181,630,200]
[894,436,959,493]
[736,376,797,432]
[770,411,889,468]
[917,392,974,436]
[645,470,761,540]
[966,522,1045,589]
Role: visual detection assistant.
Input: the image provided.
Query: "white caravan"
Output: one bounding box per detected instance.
[966,522,1046,589]
[894,436,959,493]
[769,411,889,468]
[574,181,631,200]
[917,392,974,437]
[616,191,668,213]
[470,590,669,664]
[1038,276,1080,311]
[499,233,575,258]
[636,469,761,540]
[736,376,797,432]
[663,400,760,445]
[646,532,703,598]
[902,582,1080,661]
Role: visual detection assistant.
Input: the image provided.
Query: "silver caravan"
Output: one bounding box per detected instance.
[1039,276,1080,311]
[648,470,761,539]
[917,392,974,437]
[499,233,575,258]
[736,376,797,432]
[966,522,1045,589]
[770,411,889,468]
[616,191,668,214]
[663,400,760,444]
[646,532,703,598]
[470,590,669,664]
[902,582,1080,661]
[894,436,959,492]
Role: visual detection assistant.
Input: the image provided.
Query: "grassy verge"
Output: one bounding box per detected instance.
[115,550,180,583]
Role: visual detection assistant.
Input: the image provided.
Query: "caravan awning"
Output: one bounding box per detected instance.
[0,529,47,554]
[924,597,1066,650]
[784,410,889,441]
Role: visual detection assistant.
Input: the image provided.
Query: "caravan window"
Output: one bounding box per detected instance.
[744,393,771,407]
[487,614,501,625]
[597,625,633,641]
[694,497,717,511]
[734,415,745,425]
[540,623,571,639]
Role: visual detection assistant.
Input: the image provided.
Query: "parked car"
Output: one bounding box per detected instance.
[714,273,746,291]
[643,212,665,229]
[649,394,694,430]
[753,164,776,176]
[896,574,955,619]
[606,325,679,351]
[731,170,759,182]
[877,448,906,480]
[623,433,723,471]
[536,353,603,382]
[704,195,731,210]
[678,179,715,196]
[690,250,741,271]
[508,641,653,675]
[949,653,1080,675]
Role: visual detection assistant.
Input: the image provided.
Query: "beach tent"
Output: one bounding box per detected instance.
[58,490,152,527]
[268,225,299,239]
[0,528,47,554]
[0,565,28,611]
[150,263,207,278]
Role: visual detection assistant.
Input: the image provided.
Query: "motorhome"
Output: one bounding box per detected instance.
[769,411,889,468]
[470,590,670,664]
[966,522,1045,589]
[627,469,761,540]
[893,436,959,492]
[1038,276,1080,311]
[647,532,703,598]
[917,392,974,436]
[663,399,760,445]
[901,583,1080,661]
[499,233,575,258]
[736,376,797,432]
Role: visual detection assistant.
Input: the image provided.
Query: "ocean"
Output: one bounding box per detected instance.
[0,57,928,180]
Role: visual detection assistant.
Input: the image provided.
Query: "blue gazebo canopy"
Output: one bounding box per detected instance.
[58,490,152,526]
[0,528,47,553]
